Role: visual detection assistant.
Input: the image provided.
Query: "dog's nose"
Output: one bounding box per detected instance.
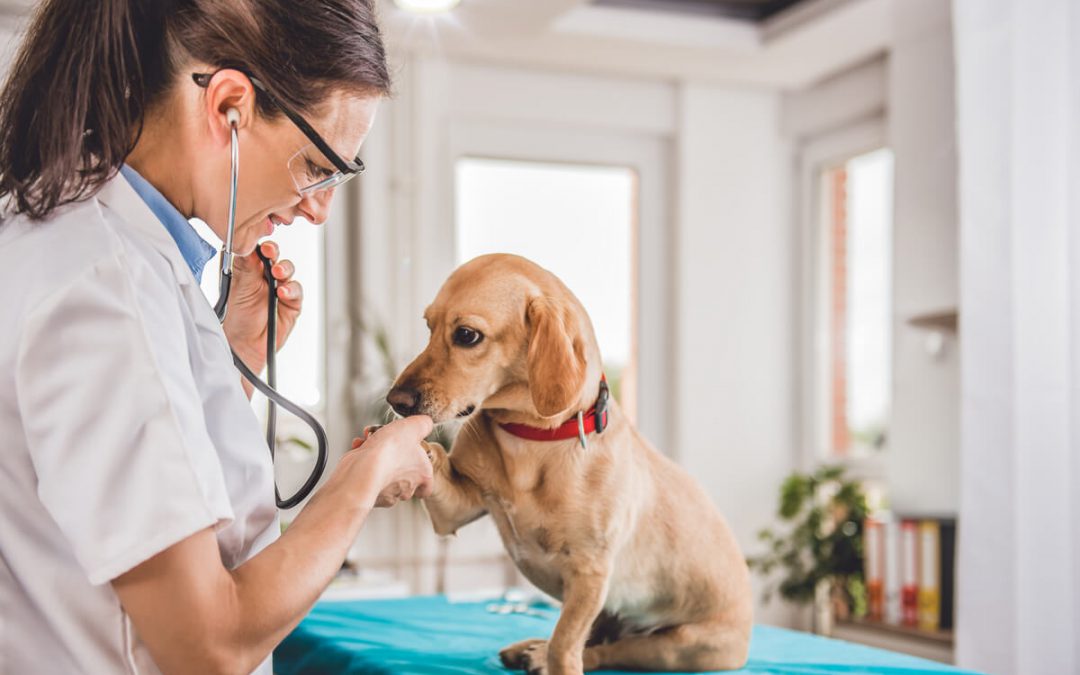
[387,386,421,417]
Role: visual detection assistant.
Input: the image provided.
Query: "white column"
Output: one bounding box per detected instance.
[954,0,1080,671]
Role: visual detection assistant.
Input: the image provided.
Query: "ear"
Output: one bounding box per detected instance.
[526,296,587,418]
[202,69,258,145]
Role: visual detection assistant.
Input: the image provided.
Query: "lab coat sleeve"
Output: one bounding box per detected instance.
[15,252,235,586]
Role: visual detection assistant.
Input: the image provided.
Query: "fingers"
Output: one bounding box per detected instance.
[376,475,432,507]
[277,280,303,311]
[265,254,302,309]
[349,424,382,451]
[365,415,432,447]
[414,476,434,500]
[259,240,279,262]
[271,258,294,280]
[393,414,434,440]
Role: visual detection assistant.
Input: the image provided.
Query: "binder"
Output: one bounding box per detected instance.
[917,520,941,631]
[883,515,902,624]
[938,519,956,630]
[900,519,919,626]
[863,517,884,621]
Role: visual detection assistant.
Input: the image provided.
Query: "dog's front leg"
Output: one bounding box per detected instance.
[422,441,487,536]
[545,561,612,675]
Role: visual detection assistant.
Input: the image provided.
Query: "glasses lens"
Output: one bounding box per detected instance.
[288,144,347,195]
[299,170,358,196]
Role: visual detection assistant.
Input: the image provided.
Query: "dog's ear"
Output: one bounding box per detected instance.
[526,296,587,418]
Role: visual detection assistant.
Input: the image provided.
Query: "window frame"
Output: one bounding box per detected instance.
[795,116,890,481]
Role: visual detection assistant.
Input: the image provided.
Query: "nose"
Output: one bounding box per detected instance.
[297,188,334,225]
[387,386,421,417]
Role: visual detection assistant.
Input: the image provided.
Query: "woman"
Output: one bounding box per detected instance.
[0,1,432,673]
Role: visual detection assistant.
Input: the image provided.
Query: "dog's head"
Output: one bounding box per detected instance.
[387,254,602,424]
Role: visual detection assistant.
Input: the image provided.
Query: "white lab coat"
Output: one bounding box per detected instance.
[0,173,278,673]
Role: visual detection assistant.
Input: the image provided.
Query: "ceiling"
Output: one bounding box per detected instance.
[0,0,888,91]
[379,0,893,90]
[594,0,811,22]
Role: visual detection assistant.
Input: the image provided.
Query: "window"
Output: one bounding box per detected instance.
[816,148,894,459]
[455,157,637,417]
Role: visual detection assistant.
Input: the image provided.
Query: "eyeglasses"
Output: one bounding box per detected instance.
[192,71,365,195]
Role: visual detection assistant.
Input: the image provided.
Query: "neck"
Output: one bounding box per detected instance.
[125,102,198,222]
[485,373,604,429]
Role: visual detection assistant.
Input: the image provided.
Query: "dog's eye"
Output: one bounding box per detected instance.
[452,326,483,347]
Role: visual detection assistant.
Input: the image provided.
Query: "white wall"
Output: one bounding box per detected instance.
[674,83,796,628]
[886,0,959,515]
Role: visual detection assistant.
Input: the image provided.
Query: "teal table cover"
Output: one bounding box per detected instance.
[274,595,983,675]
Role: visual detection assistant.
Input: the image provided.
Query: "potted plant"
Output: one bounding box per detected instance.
[747,465,869,632]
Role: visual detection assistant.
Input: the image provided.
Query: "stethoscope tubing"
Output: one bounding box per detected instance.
[215,119,329,509]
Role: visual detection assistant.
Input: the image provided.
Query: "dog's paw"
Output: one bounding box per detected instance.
[421,440,447,464]
[500,638,548,673]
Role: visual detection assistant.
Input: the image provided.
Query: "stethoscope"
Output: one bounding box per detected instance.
[213,108,328,509]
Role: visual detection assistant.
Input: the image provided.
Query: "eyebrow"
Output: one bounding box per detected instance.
[303,152,335,173]
[451,315,488,329]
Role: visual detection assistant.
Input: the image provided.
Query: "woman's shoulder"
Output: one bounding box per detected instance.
[1,194,118,271]
[0,190,172,325]
[0,194,114,250]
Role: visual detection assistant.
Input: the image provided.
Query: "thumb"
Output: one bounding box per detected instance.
[393,414,433,441]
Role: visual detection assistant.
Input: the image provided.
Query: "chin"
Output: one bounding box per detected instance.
[232,236,259,257]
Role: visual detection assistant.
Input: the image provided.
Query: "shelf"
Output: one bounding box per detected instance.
[837,618,953,645]
[831,618,955,665]
[906,309,958,333]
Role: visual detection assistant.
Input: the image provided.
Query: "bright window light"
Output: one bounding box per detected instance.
[817,147,894,458]
[394,0,461,14]
[455,157,637,415]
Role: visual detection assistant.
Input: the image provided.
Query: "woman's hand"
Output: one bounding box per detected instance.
[340,416,435,508]
[111,417,435,675]
[222,240,302,374]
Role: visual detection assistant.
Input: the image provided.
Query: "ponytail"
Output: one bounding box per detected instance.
[0,0,172,220]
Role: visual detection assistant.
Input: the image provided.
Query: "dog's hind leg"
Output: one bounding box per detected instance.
[581,620,751,672]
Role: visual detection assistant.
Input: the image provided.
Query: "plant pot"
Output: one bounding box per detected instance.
[813,578,834,636]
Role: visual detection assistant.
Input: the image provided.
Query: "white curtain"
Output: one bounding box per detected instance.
[953,1,1080,673]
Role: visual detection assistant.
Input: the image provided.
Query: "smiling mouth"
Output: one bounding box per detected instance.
[456,405,476,418]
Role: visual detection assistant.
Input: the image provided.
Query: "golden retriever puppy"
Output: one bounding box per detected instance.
[387,254,751,674]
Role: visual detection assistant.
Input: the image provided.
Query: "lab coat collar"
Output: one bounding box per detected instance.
[94,170,208,288]
[119,165,217,282]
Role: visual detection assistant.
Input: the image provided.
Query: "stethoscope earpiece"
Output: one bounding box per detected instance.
[225,107,241,127]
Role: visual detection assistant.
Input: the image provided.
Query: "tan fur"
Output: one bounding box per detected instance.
[390,254,752,675]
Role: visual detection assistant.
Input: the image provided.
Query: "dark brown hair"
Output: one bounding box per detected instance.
[0,0,391,220]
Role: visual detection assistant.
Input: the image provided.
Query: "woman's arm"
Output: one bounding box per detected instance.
[112,416,433,674]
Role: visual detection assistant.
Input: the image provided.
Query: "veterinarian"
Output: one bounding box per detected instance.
[0,1,432,672]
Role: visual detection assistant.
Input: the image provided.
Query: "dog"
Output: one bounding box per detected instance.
[387,254,752,674]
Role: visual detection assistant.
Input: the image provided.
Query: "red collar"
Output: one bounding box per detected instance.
[499,376,610,444]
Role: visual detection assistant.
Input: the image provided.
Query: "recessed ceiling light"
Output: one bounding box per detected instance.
[394,0,461,14]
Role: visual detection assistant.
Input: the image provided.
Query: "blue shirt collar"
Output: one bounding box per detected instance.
[120,164,218,282]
